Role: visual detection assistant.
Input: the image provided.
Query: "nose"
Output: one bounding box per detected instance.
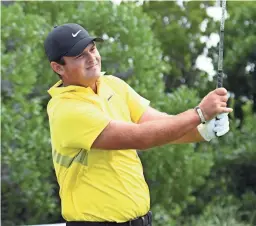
[86,52,95,64]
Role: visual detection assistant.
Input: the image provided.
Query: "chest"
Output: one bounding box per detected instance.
[100,92,131,121]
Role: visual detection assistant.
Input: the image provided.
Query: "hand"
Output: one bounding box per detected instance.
[198,88,233,121]
[214,113,230,136]
[197,113,230,141]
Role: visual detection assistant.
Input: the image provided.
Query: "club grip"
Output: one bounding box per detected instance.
[217,70,223,88]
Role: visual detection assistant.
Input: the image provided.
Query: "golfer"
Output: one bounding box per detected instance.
[44,23,232,226]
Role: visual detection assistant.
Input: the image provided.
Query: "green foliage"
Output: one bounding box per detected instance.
[182,102,256,225]
[143,1,211,91]
[183,203,252,226]
[142,1,256,225]
[206,1,256,111]
[1,4,59,225]
[2,1,255,226]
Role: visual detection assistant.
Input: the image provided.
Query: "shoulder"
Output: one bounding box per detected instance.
[47,97,94,122]
[103,75,127,86]
[102,75,129,96]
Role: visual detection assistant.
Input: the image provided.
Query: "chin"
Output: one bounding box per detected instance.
[89,72,100,79]
[87,68,101,77]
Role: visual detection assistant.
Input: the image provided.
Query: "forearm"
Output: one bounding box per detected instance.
[169,127,204,144]
[139,108,205,144]
[93,89,231,150]
[137,109,201,149]
[158,113,205,144]
[93,108,201,150]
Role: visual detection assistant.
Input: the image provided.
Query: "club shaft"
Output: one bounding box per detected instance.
[217,0,226,88]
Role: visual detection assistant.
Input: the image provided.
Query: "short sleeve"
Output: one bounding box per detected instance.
[106,76,150,123]
[52,102,111,151]
[126,84,150,123]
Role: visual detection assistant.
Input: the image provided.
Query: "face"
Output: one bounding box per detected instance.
[51,42,101,88]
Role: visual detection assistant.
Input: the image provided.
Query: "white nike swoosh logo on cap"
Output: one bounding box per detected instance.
[72,30,81,37]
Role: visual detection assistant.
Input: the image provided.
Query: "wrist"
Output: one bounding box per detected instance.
[197,119,216,142]
[194,106,206,124]
[189,109,202,125]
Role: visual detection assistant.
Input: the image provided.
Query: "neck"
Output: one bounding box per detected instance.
[62,79,98,93]
[90,82,97,93]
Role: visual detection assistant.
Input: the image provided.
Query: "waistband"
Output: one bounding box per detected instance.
[66,211,152,226]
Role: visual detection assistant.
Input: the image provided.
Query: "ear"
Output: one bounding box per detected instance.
[50,62,65,76]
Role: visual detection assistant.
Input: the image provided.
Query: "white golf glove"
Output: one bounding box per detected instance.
[197,113,230,141]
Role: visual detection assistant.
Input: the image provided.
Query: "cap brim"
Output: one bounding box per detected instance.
[65,37,103,57]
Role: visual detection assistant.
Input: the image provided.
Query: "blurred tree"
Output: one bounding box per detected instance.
[190,102,256,225]
[142,1,256,225]
[2,1,255,226]
[142,1,212,92]
[206,1,256,120]
[1,3,59,225]
[194,2,256,224]
[181,198,252,226]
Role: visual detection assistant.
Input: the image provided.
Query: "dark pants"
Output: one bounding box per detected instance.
[66,211,152,226]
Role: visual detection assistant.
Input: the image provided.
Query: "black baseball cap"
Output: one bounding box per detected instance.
[44,23,103,62]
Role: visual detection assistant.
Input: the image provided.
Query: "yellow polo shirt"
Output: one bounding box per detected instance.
[47,74,150,222]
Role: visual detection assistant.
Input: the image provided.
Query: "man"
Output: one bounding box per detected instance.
[44,23,232,226]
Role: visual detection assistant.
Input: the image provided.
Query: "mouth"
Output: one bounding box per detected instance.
[86,63,98,70]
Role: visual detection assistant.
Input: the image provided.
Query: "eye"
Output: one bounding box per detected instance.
[77,54,84,59]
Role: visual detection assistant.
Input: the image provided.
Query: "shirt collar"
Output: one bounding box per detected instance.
[48,72,106,97]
